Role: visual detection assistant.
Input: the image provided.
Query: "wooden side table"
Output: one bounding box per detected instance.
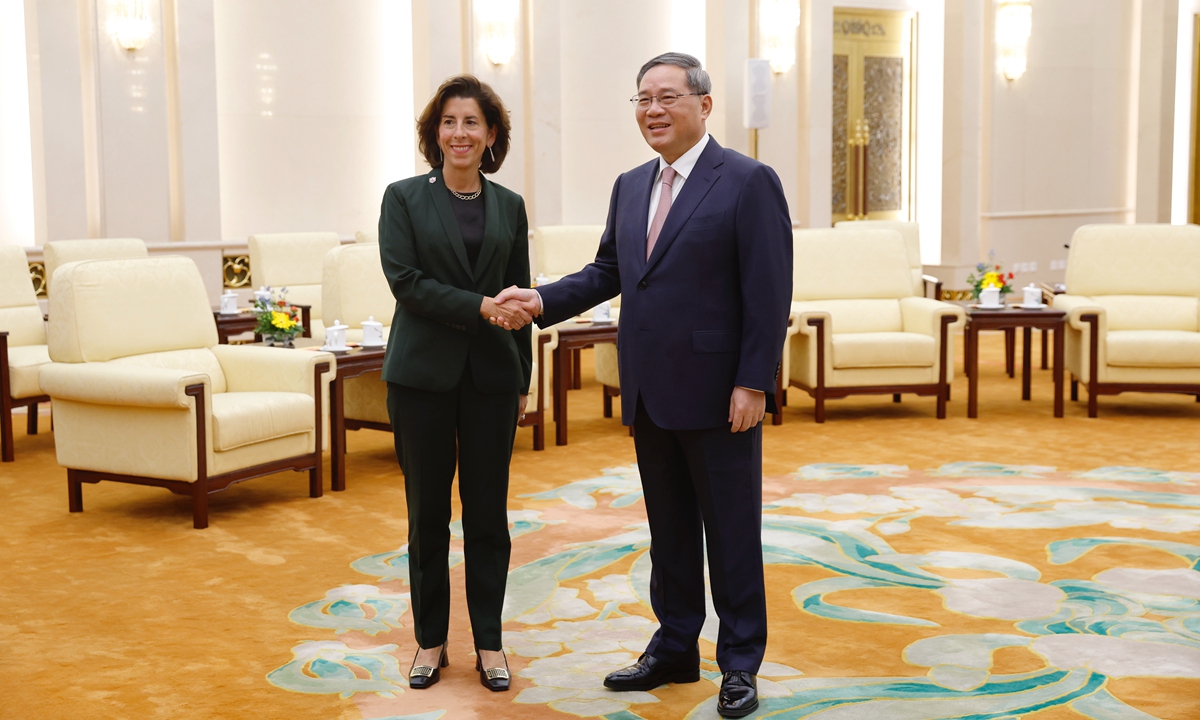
[551,321,618,446]
[213,304,311,344]
[325,345,387,492]
[965,306,1066,418]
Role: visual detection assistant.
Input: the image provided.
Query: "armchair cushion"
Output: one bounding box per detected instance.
[1106,330,1200,368]
[48,256,218,363]
[900,296,966,336]
[1092,295,1198,332]
[39,363,207,409]
[1066,224,1200,297]
[792,299,902,334]
[832,332,934,369]
[0,246,47,346]
[43,238,147,292]
[210,344,334,394]
[211,392,314,451]
[7,344,51,399]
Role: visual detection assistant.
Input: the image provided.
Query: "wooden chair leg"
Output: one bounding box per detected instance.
[603,387,613,418]
[936,386,947,419]
[309,466,321,498]
[1087,380,1099,418]
[533,421,544,451]
[27,403,38,434]
[1,404,12,462]
[893,393,901,403]
[814,392,826,423]
[192,481,209,529]
[67,469,83,512]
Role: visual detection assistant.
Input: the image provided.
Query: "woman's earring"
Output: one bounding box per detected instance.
[488,145,496,164]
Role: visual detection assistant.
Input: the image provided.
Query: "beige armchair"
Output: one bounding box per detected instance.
[248,232,340,343]
[520,328,559,451]
[322,243,393,441]
[833,221,942,299]
[1,246,51,461]
[783,228,965,422]
[40,256,336,528]
[354,229,378,244]
[43,238,147,293]
[1053,224,1200,417]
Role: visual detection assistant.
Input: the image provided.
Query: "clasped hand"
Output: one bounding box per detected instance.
[480,286,541,330]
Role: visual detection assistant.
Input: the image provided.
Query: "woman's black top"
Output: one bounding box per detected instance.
[447,188,485,271]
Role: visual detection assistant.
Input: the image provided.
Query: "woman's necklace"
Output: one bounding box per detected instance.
[449,186,481,201]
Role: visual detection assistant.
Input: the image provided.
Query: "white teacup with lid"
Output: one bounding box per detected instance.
[362,316,385,347]
[219,291,239,314]
[592,301,612,323]
[324,319,349,351]
[1023,283,1043,307]
[980,286,1003,308]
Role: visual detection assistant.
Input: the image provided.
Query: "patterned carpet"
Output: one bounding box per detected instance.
[3,333,1200,719]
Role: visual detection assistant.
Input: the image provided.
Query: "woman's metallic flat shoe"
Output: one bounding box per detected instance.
[475,649,511,692]
[409,643,449,689]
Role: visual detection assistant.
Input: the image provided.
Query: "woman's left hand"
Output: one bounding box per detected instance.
[518,394,528,421]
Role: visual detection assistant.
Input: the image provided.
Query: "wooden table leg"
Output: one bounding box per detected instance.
[572,348,582,390]
[1022,327,1033,401]
[1053,322,1065,417]
[1005,328,1016,378]
[968,324,980,419]
[331,375,346,491]
[554,345,569,446]
[1041,328,1049,370]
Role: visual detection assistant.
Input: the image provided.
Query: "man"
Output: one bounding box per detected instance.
[495,52,791,718]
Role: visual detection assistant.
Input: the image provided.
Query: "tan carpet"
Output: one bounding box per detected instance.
[2,332,1199,719]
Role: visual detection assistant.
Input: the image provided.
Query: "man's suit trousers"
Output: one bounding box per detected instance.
[387,370,519,651]
[634,400,767,673]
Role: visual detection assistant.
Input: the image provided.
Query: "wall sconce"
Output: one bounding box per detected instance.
[107,0,154,51]
[758,0,799,74]
[996,0,1032,81]
[476,0,519,66]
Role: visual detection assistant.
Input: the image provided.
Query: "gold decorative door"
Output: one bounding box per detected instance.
[832,8,915,224]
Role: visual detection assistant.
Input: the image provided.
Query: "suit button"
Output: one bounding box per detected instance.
[638,281,648,290]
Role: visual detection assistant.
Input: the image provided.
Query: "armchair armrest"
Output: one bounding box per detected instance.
[783,304,833,388]
[39,363,207,409]
[210,345,336,395]
[900,297,965,336]
[922,275,943,300]
[1052,294,1105,331]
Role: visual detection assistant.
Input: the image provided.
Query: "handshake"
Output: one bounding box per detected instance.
[479,286,542,331]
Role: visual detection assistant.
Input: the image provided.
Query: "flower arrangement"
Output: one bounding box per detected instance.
[966,251,1016,300]
[254,287,305,346]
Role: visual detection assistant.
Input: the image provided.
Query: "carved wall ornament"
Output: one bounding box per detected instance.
[223,255,252,289]
[834,18,886,38]
[28,262,46,298]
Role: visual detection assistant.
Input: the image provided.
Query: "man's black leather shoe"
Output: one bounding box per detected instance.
[603,653,701,691]
[717,670,758,718]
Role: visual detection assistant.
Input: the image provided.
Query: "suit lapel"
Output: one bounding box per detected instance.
[426,167,473,280]
[641,138,723,278]
[626,159,658,273]
[473,177,501,282]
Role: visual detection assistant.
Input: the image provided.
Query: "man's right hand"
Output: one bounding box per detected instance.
[491,287,542,330]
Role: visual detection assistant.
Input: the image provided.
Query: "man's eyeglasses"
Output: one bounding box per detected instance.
[629,92,706,109]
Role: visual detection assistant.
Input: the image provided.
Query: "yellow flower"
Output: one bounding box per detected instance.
[271,310,296,330]
[982,271,1004,289]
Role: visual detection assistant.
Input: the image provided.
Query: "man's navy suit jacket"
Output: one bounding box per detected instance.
[537,137,793,431]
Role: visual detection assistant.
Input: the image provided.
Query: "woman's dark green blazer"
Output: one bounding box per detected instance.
[378,168,533,395]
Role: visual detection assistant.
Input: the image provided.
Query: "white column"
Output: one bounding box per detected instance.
[2,0,36,246]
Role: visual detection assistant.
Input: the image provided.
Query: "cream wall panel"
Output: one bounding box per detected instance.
[174,0,222,242]
[559,0,671,225]
[530,0,562,226]
[985,0,1137,287]
[213,0,405,240]
[94,0,172,242]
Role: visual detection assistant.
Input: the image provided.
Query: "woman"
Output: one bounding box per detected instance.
[378,75,532,692]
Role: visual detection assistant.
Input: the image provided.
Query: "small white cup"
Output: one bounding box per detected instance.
[362,316,384,346]
[980,286,1002,307]
[593,301,611,322]
[324,319,349,351]
[1023,284,1042,307]
[253,286,272,308]
[219,292,238,314]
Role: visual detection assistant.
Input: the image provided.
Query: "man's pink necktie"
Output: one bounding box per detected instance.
[646,166,677,260]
